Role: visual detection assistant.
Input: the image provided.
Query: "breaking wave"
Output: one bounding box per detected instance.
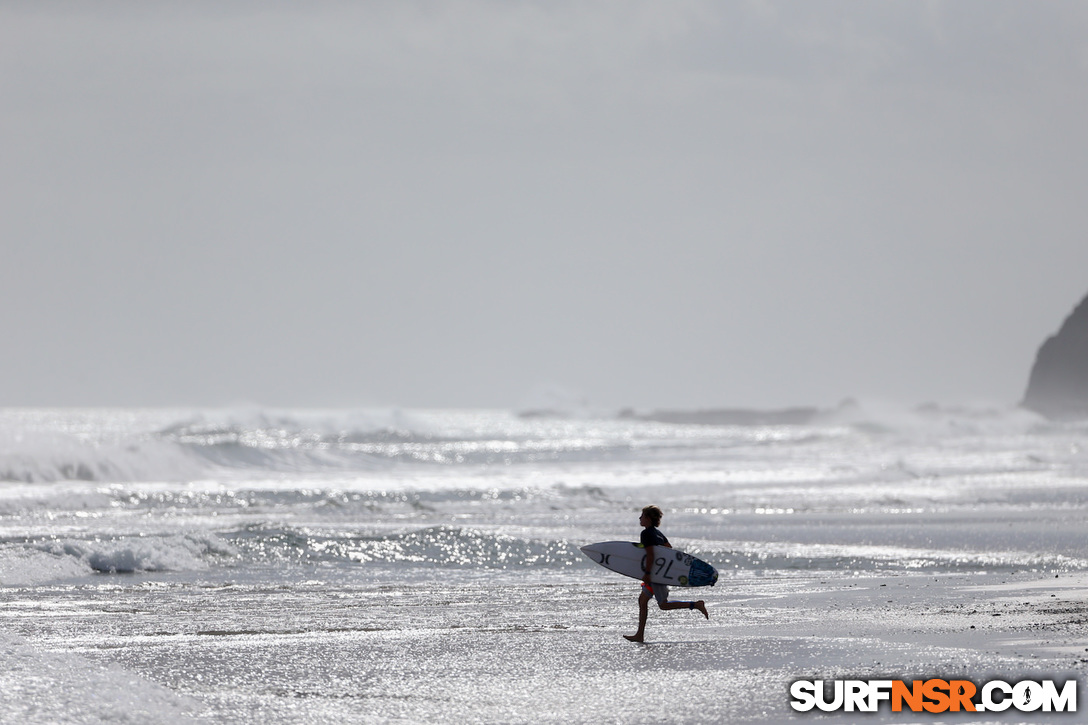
[0,533,237,586]
[3,404,1075,485]
[40,533,238,574]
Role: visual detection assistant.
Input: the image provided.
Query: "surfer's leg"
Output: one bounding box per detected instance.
[623,587,652,642]
[659,600,709,619]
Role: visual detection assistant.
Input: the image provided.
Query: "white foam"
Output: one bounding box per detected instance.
[0,428,204,485]
[0,549,91,587]
[40,534,237,575]
[0,631,200,724]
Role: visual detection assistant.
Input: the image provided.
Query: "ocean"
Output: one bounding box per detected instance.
[2,404,1088,723]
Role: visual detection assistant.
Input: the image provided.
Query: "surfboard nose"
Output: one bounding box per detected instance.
[579,545,604,564]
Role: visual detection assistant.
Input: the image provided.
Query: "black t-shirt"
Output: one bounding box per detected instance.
[640,526,670,549]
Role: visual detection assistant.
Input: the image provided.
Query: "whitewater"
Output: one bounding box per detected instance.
[2,404,1088,723]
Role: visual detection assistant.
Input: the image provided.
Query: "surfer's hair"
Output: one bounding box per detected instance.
[641,505,663,526]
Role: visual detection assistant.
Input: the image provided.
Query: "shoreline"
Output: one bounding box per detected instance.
[3,568,1088,723]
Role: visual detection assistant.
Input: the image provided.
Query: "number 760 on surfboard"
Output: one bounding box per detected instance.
[579,541,718,587]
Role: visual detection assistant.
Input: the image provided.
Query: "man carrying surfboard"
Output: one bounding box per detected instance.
[624,505,709,643]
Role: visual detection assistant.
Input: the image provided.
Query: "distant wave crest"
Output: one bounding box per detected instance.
[0,404,1076,485]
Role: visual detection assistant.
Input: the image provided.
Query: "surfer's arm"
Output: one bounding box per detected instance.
[642,544,653,582]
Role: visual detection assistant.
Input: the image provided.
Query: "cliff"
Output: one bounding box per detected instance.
[1023,291,1088,419]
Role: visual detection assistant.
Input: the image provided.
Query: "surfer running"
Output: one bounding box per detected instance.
[624,505,709,643]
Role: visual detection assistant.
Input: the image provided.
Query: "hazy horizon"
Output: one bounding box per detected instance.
[3,2,1087,411]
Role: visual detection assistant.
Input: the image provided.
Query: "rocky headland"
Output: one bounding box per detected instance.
[1023,291,1088,419]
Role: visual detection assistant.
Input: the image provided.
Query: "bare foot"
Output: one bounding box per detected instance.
[623,634,644,643]
[695,601,708,620]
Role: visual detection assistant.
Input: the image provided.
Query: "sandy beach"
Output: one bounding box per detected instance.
[3,568,1088,723]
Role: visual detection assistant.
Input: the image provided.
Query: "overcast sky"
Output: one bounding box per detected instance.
[3,1,1087,411]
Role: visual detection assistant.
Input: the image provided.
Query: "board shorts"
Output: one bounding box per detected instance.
[641,581,669,605]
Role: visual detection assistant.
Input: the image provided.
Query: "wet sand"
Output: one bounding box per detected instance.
[3,568,1088,724]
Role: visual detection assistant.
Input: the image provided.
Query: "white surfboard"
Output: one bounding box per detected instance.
[580,541,718,587]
